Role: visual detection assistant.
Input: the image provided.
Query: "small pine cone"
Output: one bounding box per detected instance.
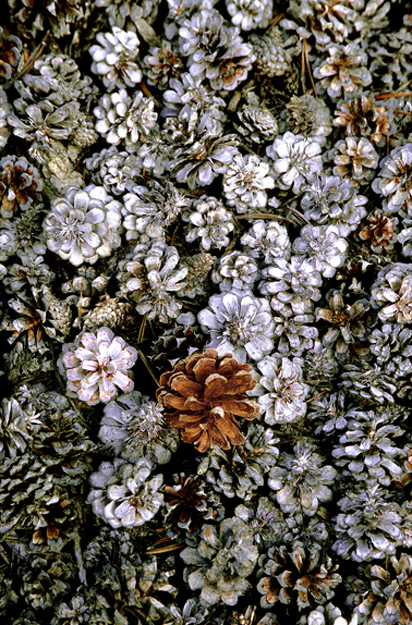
[157,348,260,452]
[0,27,22,89]
[38,285,72,339]
[0,155,42,218]
[251,27,296,78]
[143,40,184,87]
[236,94,279,144]
[164,473,208,533]
[257,543,341,611]
[82,297,135,331]
[150,320,204,372]
[182,253,214,299]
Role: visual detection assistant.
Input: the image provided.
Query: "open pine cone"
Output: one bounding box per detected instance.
[156,348,259,452]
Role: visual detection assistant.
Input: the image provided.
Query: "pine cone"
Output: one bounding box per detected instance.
[156,348,259,452]
[82,296,135,331]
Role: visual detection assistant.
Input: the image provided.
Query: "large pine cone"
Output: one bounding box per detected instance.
[156,348,259,452]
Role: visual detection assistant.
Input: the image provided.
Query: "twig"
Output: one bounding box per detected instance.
[72,525,87,586]
[13,34,50,82]
[375,92,412,99]
[394,109,412,115]
[137,313,147,344]
[139,80,152,98]
[300,39,306,94]
[303,38,317,96]
[235,212,295,224]
[268,12,285,27]
[306,390,327,404]
[138,349,159,386]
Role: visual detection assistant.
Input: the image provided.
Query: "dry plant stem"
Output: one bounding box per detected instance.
[375,92,412,99]
[137,312,147,344]
[72,525,87,586]
[235,212,295,224]
[268,12,285,27]
[13,34,50,82]
[303,38,317,96]
[138,348,159,386]
[139,80,152,97]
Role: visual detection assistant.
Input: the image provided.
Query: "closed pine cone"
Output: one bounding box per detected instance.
[156,348,259,452]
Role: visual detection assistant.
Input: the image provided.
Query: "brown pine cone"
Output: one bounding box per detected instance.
[156,348,259,452]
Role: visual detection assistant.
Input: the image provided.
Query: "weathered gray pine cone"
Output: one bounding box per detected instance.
[292,224,348,279]
[313,43,372,99]
[369,323,412,373]
[298,603,355,625]
[340,362,397,406]
[85,146,143,195]
[332,408,405,486]
[285,0,354,50]
[99,391,179,465]
[90,27,142,90]
[283,94,333,146]
[212,251,259,293]
[372,144,412,215]
[81,296,135,332]
[260,256,323,317]
[184,195,235,251]
[235,93,278,144]
[88,457,164,528]
[241,219,291,265]
[333,481,403,562]
[117,241,188,323]
[250,354,309,424]
[143,40,184,87]
[315,291,370,356]
[94,89,157,147]
[43,185,122,266]
[371,263,412,323]
[0,395,37,459]
[95,0,159,30]
[268,440,337,516]
[274,327,315,376]
[332,137,379,182]
[182,252,214,299]
[198,290,275,363]
[369,28,412,92]
[167,134,239,190]
[222,153,275,213]
[300,175,368,236]
[179,9,255,91]
[197,422,279,500]
[333,95,394,147]
[20,554,76,611]
[181,516,258,606]
[9,100,83,148]
[251,26,297,77]
[226,0,272,31]
[266,132,323,194]
[352,553,412,625]
[14,53,98,109]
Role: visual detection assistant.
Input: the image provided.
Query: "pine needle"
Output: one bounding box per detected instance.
[138,349,159,387]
